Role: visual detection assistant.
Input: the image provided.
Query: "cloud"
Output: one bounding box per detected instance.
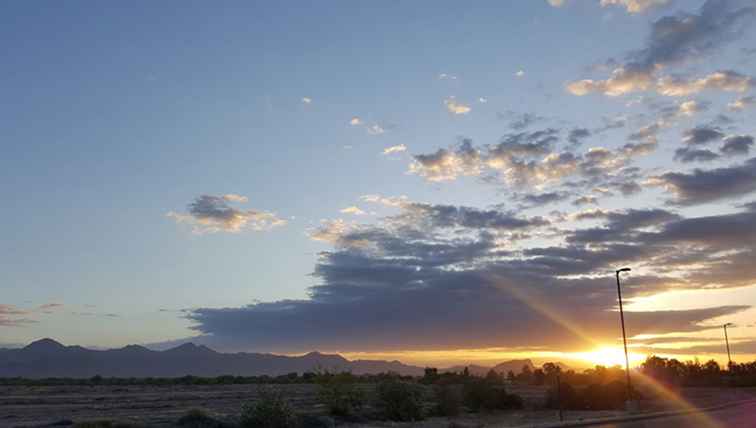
[168,195,286,234]
[568,1,756,97]
[677,100,706,116]
[721,135,754,156]
[444,97,471,115]
[568,128,591,146]
[508,113,544,130]
[301,97,312,104]
[367,124,386,135]
[573,196,598,206]
[382,144,407,155]
[438,73,458,80]
[547,0,564,7]
[0,305,36,327]
[674,147,720,163]
[682,126,724,145]
[728,95,755,111]
[516,191,572,209]
[360,194,410,208]
[183,203,756,353]
[600,0,670,14]
[515,70,525,77]
[479,97,488,103]
[656,70,753,96]
[650,157,756,205]
[569,70,753,97]
[409,139,482,182]
[349,117,363,126]
[340,206,367,216]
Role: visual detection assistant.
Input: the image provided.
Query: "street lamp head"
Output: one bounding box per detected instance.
[724,322,734,327]
[616,267,631,274]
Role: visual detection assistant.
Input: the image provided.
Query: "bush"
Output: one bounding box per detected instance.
[376,379,426,421]
[434,384,462,417]
[176,409,226,428]
[463,378,523,412]
[239,387,299,428]
[315,372,365,417]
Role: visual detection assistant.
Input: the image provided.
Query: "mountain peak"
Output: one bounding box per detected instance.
[24,338,66,351]
[164,342,216,354]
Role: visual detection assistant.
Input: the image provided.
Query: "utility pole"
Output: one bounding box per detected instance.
[615,267,634,410]
[723,323,734,369]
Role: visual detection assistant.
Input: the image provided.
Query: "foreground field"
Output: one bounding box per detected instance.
[1,384,754,427]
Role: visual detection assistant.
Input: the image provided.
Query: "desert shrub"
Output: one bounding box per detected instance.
[375,378,426,421]
[239,387,299,428]
[463,378,523,412]
[546,380,634,410]
[73,422,146,428]
[315,372,364,417]
[434,384,462,416]
[299,415,336,428]
[176,409,226,428]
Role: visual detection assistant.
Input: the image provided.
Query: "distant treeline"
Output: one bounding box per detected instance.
[640,356,756,387]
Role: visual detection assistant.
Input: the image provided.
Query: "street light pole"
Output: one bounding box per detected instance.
[723,323,733,369]
[615,267,633,406]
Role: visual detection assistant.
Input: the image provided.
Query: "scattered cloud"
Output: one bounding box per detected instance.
[721,135,754,156]
[728,95,756,111]
[568,128,591,146]
[674,147,720,163]
[599,0,670,14]
[382,144,407,155]
[438,73,458,80]
[515,70,525,78]
[301,97,312,104]
[168,195,286,234]
[650,157,756,205]
[350,117,363,126]
[444,97,472,115]
[682,127,724,145]
[547,0,565,7]
[340,206,367,216]
[656,71,753,96]
[479,97,488,103]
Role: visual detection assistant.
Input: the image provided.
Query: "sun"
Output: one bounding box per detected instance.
[576,346,646,367]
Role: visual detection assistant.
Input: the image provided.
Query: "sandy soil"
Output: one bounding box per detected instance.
[1,384,753,427]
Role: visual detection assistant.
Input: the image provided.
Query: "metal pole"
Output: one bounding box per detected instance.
[724,324,732,368]
[556,373,564,422]
[616,269,632,403]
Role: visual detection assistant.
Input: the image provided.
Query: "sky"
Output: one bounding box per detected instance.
[2,0,756,368]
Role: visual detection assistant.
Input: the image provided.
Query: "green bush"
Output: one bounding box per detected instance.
[434,384,462,416]
[239,387,299,428]
[463,378,523,412]
[315,372,365,417]
[176,409,225,427]
[375,379,426,421]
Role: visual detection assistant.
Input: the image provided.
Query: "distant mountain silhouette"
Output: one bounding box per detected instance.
[0,339,567,378]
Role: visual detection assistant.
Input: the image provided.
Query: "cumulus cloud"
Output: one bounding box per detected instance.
[340,206,366,216]
[382,144,407,155]
[682,126,725,145]
[674,147,720,163]
[600,0,670,14]
[568,128,591,146]
[409,139,482,182]
[508,112,545,130]
[547,0,564,7]
[568,1,756,97]
[349,117,362,126]
[168,195,286,234]
[650,157,756,205]
[367,124,386,135]
[444,97,471,115]
[720,135,754,156]
[301,97,312,104]
[656,70,753,96]
[183,203,756,353]
[728,95,755,111]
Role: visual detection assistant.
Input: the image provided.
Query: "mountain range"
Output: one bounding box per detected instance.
[0,339,565,378]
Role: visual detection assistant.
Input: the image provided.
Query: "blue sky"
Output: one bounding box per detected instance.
[2,0,756,366]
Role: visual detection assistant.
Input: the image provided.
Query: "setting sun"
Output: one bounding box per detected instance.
[575,346,646,367]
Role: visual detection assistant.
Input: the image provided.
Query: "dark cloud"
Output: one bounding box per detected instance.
[504,112,544,130]
[183,202,756,353]
[567,0,756,96]
[674,147,720,163]
[517,191,572,209]
[653,157,756,205]
[720,135,754,156]
[168,194,286,233]
[568,128,591,146]
[682,127,725,145]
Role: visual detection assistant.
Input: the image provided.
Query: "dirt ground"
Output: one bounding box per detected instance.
[1,384,754,427]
